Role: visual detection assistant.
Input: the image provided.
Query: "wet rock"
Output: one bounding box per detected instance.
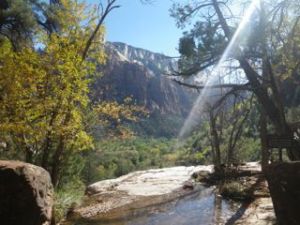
[183,181,194,190]
[0,160,53,225]
[65,163,263,224]
[192,170,211,182]
[67,165,213,222]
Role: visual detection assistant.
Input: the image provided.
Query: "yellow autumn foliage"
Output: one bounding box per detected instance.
[94,97,148,139]
[0,0,107,185]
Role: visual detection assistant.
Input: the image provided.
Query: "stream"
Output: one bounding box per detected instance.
[71,186,242,225]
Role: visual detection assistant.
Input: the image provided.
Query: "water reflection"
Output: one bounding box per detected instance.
[74,186,241,225]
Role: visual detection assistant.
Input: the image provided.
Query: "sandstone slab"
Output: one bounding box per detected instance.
[67,165,213,222]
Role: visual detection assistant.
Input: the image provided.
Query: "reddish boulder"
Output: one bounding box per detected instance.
[0,160,53,225]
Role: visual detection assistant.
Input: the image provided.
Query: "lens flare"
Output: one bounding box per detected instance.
[177,0,261,143]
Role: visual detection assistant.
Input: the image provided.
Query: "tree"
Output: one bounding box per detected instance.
[0,0,119,187]
[0,0,63,49]
[202,91,253,170]
[171,0,300,160]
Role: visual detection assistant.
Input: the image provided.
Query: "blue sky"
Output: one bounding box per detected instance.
[89,0,183,56]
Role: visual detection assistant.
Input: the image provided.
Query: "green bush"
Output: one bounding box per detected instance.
[53,179,85,222]
[81,138,183,184]
[220,181,252,201]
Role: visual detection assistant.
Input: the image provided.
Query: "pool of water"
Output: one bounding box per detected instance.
[71,186,242,225]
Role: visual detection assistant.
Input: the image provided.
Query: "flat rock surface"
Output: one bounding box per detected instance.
[87,165,213,196]
[234,197,276,225]
[66,162,276,224]
[68,165,213,222]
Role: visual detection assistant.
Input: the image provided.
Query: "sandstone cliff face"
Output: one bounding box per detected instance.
[109,42,175,75]
[91,42,195,116]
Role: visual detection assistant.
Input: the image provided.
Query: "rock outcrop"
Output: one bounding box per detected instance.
[66,166,213,223]
[65,162,277,225]
[0,160,53,225]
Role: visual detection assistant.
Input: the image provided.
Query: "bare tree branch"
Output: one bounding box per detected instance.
[173,79,249,90]
[82,0,120,61]
[212,84,251,109]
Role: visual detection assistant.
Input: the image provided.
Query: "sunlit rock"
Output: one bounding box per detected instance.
[67,165,213,222]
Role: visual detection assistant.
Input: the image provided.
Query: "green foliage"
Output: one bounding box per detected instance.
[82,138,181,184]
[286,107,300,123]
[0,0,37,46]
[179,36,196,58]
[0,0,61,48]
[170,2,227,73]
[130,111,184,138]
[0,0,107,186]
[175,128,212,165]
[235,137,260,162]
[53,179,85,222]
[220,181,252,201]
[176,97,261,167]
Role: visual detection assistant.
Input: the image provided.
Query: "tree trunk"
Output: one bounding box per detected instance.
[25,146,33,164]
[50,109,72,187]
[260,109,269,172]
[51,136,64,187]
[209,110,221,171]
[41,135,51,169]
[41,105,61,170]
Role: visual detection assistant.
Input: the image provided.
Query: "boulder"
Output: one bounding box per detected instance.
[0,160,53,225]
[182,180,194,190]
